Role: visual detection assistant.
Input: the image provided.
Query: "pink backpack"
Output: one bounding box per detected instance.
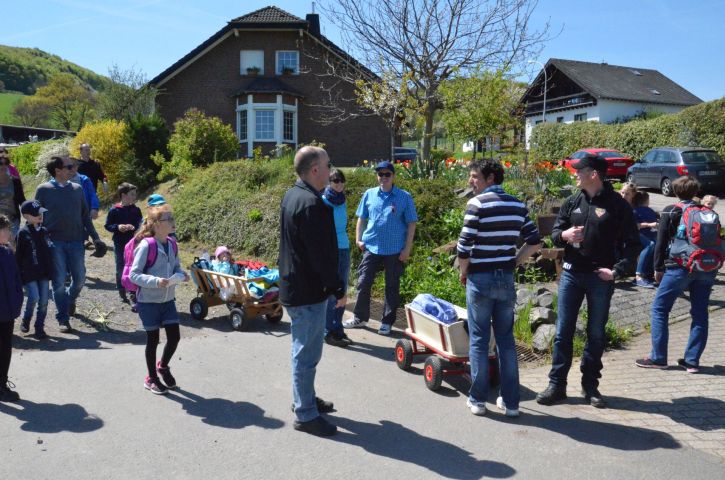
[121,236,178,292]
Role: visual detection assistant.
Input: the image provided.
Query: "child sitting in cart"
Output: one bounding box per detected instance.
[211,246,239,275]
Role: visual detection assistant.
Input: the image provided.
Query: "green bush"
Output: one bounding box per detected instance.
[531,98,725,161]
[160,108,239,180]
[126,113,169,181]
[8,140,61,175]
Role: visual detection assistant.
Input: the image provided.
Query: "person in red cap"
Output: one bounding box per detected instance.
[536,153,640,408]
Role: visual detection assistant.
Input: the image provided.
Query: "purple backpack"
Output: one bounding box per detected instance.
[121,237,178,292]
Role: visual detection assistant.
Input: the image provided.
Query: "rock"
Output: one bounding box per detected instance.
[536,286,550,296]
[532,324,557,352]
[516,288,533,306]
[530,307,556,328]
[535,291,554,308]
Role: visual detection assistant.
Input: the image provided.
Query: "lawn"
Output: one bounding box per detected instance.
[0,92,24,124]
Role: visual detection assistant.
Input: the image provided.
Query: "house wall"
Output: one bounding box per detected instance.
[525,100,687,148]
[154,30,390,166]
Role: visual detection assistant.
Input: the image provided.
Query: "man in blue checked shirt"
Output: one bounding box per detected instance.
[343,161,417,336]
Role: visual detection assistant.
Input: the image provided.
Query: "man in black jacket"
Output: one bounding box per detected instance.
[537,154,640,408]
[279,146,346,437]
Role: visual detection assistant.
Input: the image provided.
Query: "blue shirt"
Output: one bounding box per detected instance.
[356,186,418,255]
[634,205,658,241]
[322,196,350,250]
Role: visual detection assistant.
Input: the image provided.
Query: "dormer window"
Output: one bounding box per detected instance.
[276,51,299,75]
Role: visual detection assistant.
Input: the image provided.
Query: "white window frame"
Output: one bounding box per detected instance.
[275,50,299,75]
[240,50,264,75]
[236,95,298,157]
[254,110,276,141]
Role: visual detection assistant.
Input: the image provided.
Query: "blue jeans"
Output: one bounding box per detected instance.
[51,240,86,323]
[353,250,404,326]
[636,233,655,279]
[288,301,326,422]
[466,270,519,409]
[113,240,126,291]
[326,249,350,335]
[649,267,716,366]
[22,280,50,329]
[549,270,614,389]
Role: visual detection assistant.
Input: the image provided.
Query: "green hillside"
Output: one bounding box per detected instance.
[0,45,108,95]
[0,91,23,123]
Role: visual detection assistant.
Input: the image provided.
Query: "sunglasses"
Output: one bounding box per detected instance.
[159,215,175,223]
[377,171,393,178]
[330,178,345,184]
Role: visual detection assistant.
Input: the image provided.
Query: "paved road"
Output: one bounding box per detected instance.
[2,308,724,479]
[645,190,724,217]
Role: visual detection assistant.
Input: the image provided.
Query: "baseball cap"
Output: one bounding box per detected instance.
[147,193,166,206]
[374,161,395,173]
[20,200,48,216]
[572,154,608,174]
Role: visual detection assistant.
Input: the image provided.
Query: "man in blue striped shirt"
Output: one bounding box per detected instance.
[457,160,541,417]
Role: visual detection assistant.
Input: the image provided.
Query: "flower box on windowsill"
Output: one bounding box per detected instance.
[246,67,261,76]
[281,67,295,76]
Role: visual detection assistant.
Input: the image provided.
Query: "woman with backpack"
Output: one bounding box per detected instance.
[129,204,188,394]
[636,176,722,373]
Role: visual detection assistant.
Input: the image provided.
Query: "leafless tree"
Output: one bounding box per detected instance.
[320,0,549,166]
[97,64,157,121]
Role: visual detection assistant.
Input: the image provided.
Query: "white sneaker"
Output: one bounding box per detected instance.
[466,399,486,416]
[342,317,368,329]
[377,324,392,335]
[496,396,520,417]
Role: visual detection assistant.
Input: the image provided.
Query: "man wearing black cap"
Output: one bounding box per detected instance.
[536,153,640,408]
[343,160,418,335]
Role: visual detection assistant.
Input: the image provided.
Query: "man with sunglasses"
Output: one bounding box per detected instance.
[35,156,105,332]
[343,161,417,335]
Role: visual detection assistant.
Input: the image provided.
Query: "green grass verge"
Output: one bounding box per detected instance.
[0,92,24,124]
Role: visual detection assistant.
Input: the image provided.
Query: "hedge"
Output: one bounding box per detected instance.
[530,98,725,161]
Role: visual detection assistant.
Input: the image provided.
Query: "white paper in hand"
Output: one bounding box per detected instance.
[167,272,186,286]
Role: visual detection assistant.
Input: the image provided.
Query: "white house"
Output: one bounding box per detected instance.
[521,59,702,148]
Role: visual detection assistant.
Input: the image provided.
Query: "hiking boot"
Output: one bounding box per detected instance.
[58,322,72,333]
[290,397,335,414]
[582,386,607,408]
[34,328,48,340]
[68,302,76,317]
[119,290,129,303]
[20,318,30,334]
[677,358,700,373]
[496,396,520,417]
[156,361,177,389]
[377,324,392,336]
[466,399,487,416]
[324,332,350,348]
[144,376,168,395]
[635,357,667,369]
[0,381,20,402]
[536,385,567,405]
[342,317,368,329]
[293,416,337,437]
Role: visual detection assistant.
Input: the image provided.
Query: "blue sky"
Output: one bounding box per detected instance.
[2,0,723,100]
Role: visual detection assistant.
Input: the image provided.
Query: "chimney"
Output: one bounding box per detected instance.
[306,13,320,37]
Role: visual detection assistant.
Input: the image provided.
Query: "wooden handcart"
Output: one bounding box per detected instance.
[188,265,283,331]
[395,304,499,391]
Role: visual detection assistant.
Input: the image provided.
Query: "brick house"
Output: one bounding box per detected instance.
[149,6,390,166]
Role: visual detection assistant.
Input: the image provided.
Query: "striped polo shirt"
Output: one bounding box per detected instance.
[457,184,541,272]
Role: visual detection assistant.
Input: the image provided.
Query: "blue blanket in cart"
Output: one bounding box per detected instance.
[410,294,459,324]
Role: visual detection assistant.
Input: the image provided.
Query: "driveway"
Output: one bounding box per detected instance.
[644,190,724,216]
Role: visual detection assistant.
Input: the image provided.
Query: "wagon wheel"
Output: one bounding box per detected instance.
[229,307,249,331]
[189,298,208,320]
[265,310,283,324]
[423,356,443,391]
[394,339,414,371]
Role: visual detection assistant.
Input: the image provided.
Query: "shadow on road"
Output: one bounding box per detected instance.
[604,394,725,431]
[178,311,291,338]
[329,416,516,479]
[167,388,285,430]
[0,400,103,433]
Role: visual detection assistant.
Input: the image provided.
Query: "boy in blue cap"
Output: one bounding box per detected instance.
[343,161,417,335]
